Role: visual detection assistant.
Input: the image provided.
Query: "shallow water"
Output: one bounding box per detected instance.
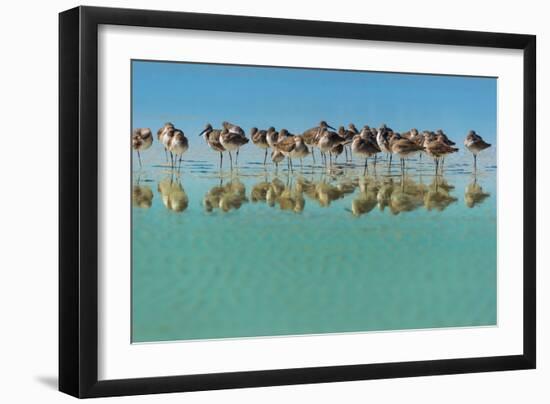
[131,143,497,343]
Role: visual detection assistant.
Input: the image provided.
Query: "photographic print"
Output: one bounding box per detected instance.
[131,60,497,343]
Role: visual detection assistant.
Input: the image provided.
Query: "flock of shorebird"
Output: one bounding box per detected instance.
[132,121,492,174]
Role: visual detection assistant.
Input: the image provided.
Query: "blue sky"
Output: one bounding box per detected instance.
[132,60,497,145]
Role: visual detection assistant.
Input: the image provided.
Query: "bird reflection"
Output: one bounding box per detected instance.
[158,177,188,213]
[251,177,305,213]
[351,178,378,216]
[203,178,248,213]
[376,179,395,212]
[389,183,422,215]
[464,176,491,208]
[424,176,458,211]
[132,183,153,208]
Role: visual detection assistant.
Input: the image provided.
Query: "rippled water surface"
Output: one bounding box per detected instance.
[132,143,497,343]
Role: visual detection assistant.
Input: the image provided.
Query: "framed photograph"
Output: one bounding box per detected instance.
[59,6,536,398]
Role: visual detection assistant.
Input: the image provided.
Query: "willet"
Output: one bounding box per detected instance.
[424,135,459,175]
[220,126,249,170]
[351,133,381,175]
[331,143,344,163]
[390,136,425,175]
[199,123,225,171]
[401,128,425,161]
[291,136,310,169]
[160,126,176,167]
[168,129,189,170]
[302,121,336,164]
[266,127,279,149]
[376,124,394,168]
[434,129,456,169]
[464,130,491,171]
[338,125,356,161]
[156,123,174,162]
[271,149,285,172]
[250,127,270,165]
[222,121,248,166]
[316,127,346,168]
[274,129,296,172]
[132,128,153,167]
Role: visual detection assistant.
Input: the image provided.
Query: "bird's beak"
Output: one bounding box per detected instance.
[328,124,335,130]
[198,129,206,136]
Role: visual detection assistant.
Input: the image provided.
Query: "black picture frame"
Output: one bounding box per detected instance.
[59,5,536,398]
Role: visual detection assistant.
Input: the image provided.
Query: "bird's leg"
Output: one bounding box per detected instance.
[311,148,316,164]
[329,152,333,168]
[164,148,168,162]
[388,153,392,171]
[290,158,294,173]
[473,154,477,172]
[344,146,348,162]
[363,158,368,176]
[229,151,233,171]
[236,148,239,166]
[137,151,142,168]
[374,154,377,168]
[220,152,223,171]
[264,148,268,165]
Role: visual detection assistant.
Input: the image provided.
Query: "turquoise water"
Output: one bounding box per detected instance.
[131,143,497,343]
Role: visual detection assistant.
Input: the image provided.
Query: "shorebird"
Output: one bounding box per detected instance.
[424,135,459,175]
[199,123,225,171]
[316,127,346,168]
[302,121,336,164]
[464,130,491,171]
[331,143,344,163]
[168,129,188,170]
[433,129,456,169]
[436,129,455,146]
[376,124,393,168]
[271,149,285,172]
[160,126,176,166]
[250,127,270,165]
[351,133,381,175]
[338,125,357,161]
[274,129,296,172]
[390,135,424,175]
[401,128,425,161]
[131,128,153,167]
[156,123,174,162]
[266,127,279,149]
[222,121,248,166]
[291,136,310,169]
[220,126,249,170]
